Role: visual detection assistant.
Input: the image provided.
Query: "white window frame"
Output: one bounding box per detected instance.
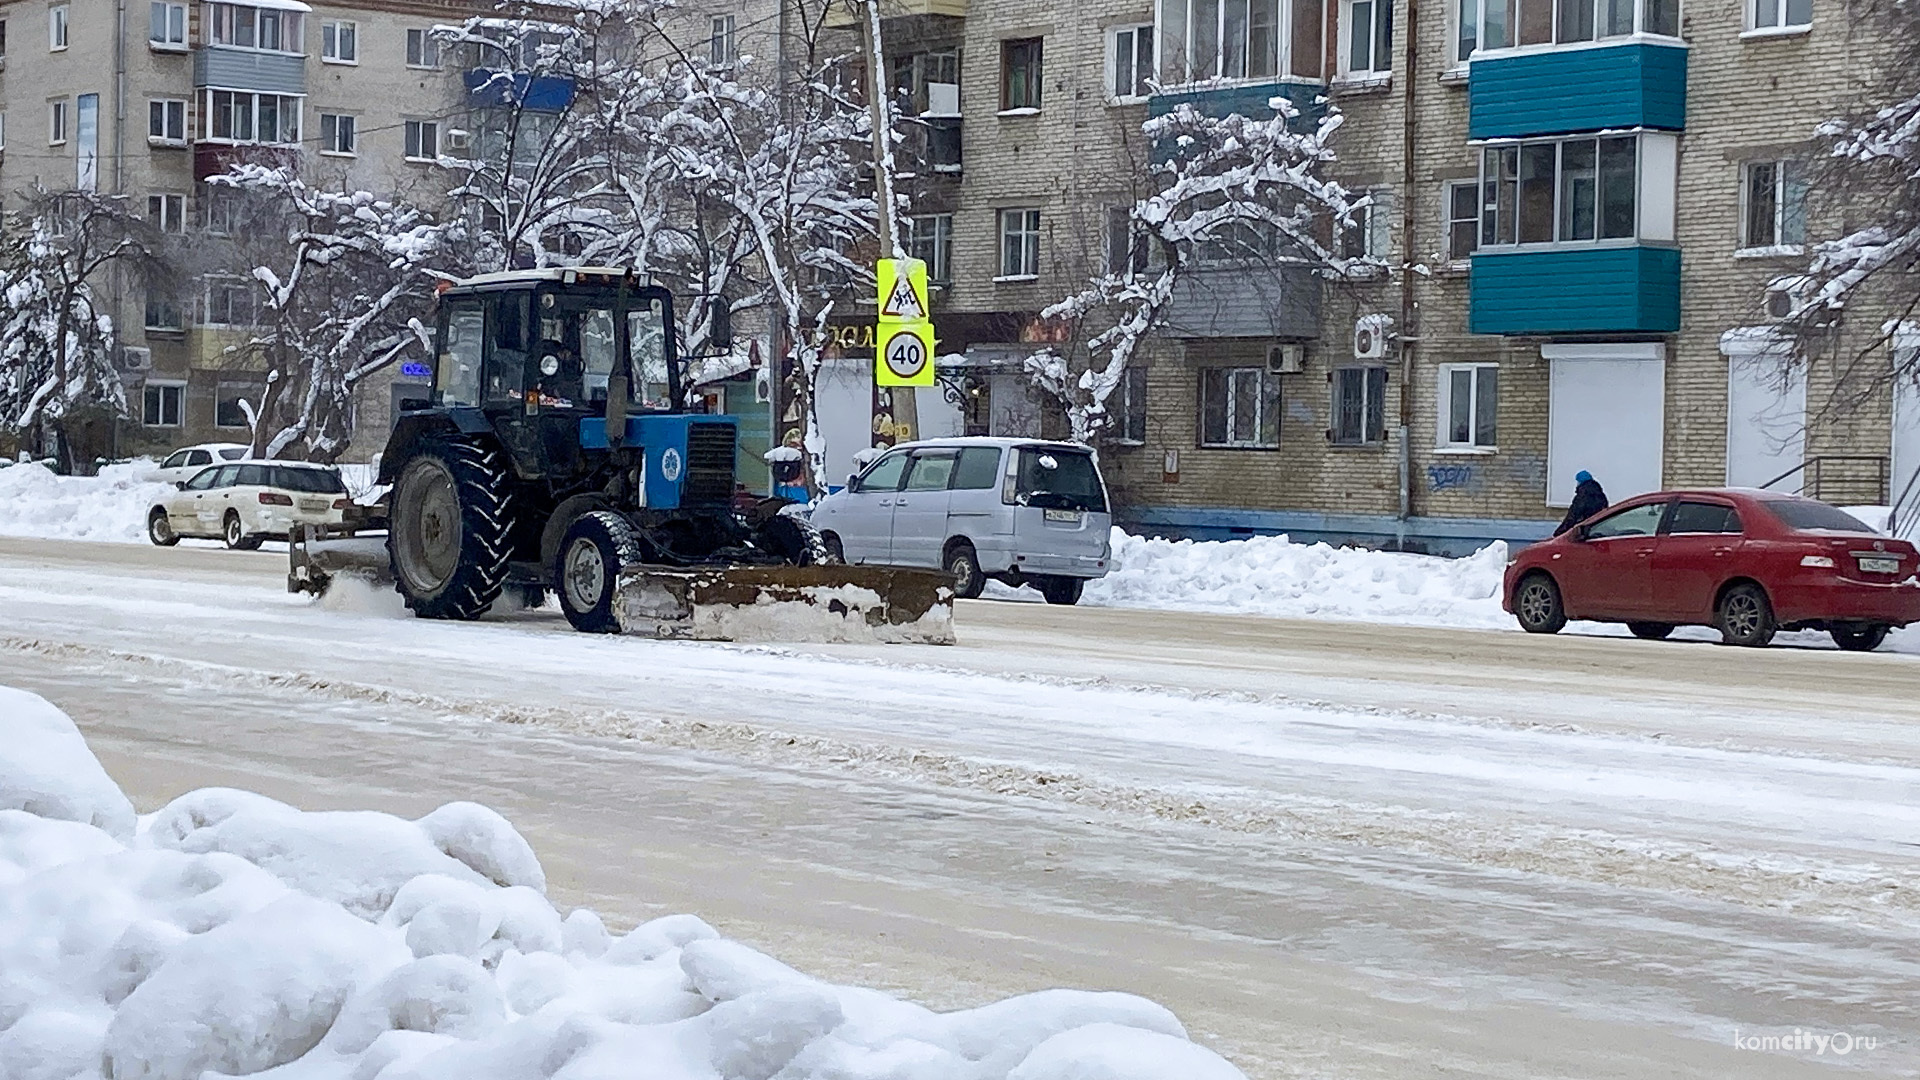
[1330,365,1389,445]
[321,19,357,63]
[1200,366,1282,448]
[1745,0,1809,33]
[996,208,1041,280]
[147,192,186,233]
[1156,0,1303,86]
[144,289,184,329]
[203,89,302,146]
[1338,0,1392,79]
[149,1,186,47]
[1737,159,1807,254]
[907,213,953,285]
[202,275,255,328]
[1467,0,1681,54]
[404,119,439,162]
[141,380,186,426]
[49,3,67,51]
[1105,204,1151,278]
[319,112,356,156]
[405,28,439,69]
[708,14,736,66]
[1112,364,1150,444]
[1477,132,1679,248]
[1437,362,1499,450]
[1443,178,1478,262]
[1108,23,1155,102]
[205,3,304,54]
[1,114,7,152]
[148,97,186,144]
[1450,0,1477,66]
[1342,190,1393,260]
[49,99,68,145]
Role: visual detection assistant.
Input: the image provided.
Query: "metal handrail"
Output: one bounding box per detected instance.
[1758,455,1890,506]
[1891,465,1920,539]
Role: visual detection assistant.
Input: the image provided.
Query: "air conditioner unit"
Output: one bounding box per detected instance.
[445,129,472,152]
[925,81,961,117]
[1266,342,1304,373]
[1352,314,1392,360]
[121,346,152,372]
[754,367,772,404]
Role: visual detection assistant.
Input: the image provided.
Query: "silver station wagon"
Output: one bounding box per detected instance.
[810,437,1112,605]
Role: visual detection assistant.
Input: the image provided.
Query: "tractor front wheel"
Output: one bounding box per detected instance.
[389,439,515,620]
[556,511,644,634]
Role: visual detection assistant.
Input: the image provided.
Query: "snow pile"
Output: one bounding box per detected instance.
[0,461,177,544]
[0,686,1243,1080]
[1083,528,1510,628]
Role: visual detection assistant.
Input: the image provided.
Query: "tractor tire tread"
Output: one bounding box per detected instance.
[391,437,516,621]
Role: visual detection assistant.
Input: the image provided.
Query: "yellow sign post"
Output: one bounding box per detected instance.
[875,258,935,387]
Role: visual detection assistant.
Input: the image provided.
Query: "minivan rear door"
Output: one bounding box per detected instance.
[889,449,959,568]
[1010,446,1110,564]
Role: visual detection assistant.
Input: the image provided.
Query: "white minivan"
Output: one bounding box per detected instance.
[810,437,1112,605]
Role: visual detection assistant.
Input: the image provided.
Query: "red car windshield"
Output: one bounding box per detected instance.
[1761,499,1877,534]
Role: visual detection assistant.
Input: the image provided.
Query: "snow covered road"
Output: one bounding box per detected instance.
[1,537,1916,1078]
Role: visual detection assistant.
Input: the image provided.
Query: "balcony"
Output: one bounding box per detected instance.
[1149,79,1324,126]
[1162,264,1320,340]
[465,70,575,113]
[1468,41,1685,140]
[194,45,305,94]
[1469,245,1680,335]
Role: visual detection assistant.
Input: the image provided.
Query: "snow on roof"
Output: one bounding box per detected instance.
[885,436,1093,452]
[452,268,649,289]
[226,0,312,12]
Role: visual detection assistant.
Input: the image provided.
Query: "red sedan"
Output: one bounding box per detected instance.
[1503,489,1920,650]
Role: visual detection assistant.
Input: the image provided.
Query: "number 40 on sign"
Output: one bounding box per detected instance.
[877,323,935,387]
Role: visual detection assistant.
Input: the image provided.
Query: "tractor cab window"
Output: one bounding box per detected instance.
[438,303,485,407]
[628,305,672,410]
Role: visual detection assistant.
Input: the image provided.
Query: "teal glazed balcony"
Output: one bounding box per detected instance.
[1468,42,1686,140]
[1148,79,1325,126]
[1469,246,1681,335]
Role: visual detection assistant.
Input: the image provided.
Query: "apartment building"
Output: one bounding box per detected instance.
[863,0,1913,551]
[0,0,471,461]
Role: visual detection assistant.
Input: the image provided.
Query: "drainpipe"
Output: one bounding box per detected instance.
[1396,0,1419,550]
[114,0,126,193]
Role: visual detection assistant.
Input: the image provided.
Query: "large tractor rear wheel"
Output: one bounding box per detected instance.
[388,438,515,620]
[556,510,645,634]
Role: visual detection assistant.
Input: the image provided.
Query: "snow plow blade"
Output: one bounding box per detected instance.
[614,565,955,644]
[288,525,392,595]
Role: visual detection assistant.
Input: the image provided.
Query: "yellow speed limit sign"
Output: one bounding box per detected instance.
[876,322,935,387]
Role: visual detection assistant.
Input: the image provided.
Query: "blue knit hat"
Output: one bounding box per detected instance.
[1575,470,1593,484]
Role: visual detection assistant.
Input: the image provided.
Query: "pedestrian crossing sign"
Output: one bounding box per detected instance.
[877,258,930,323]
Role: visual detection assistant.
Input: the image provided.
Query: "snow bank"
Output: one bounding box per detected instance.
[0,686,1247,1080]
[1083,529,1510,629]
[0,461,177,544]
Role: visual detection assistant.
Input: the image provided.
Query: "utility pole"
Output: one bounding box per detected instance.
[858,0,903,260]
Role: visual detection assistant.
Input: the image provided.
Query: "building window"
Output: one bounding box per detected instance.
[1341,191,1392,260]
[206,3,303,52]
[1444,180,1478,261]
[319,113,356,155]
[1105,205,1151,278]
[49,4,67,50]
[203,185,241,234]
[709,14,736,66]
[406,28,439,68]
[1330,366,1387,445]
[215,381,261,428]
[907,213,953,285]
[149,1,185,46]
[322,20,357,62]
[997,208,1040,279]
[1158,0,1312,84]
[1001,38,1043,111]
[1112,364,1149,443]
[142,382,185,426]
[49,99,68,145]
[1480,135,1648,246]
[1749,0,1810,30]
[1110,24,1155,100]
[148,98,186,143]
[924,117,962,172]
[147,193,185,233]
[1471,0,1677,49]
[206,90,301,145]
[204,277,255,327]
[405,120,439,161]
[1341,0,1392,76]
[144,291,183,329]
[1439,363,1498,448]
[1200,367,1281,448]
[2,19,9,62]
[1740,160,1807,252]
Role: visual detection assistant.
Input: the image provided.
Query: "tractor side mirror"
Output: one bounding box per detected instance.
[709,299,732,350]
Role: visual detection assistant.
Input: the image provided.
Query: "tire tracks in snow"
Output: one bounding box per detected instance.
[6,632,1917,933]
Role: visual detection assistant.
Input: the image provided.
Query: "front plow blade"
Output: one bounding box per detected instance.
[288,524,393,595]
[614,565,955,644]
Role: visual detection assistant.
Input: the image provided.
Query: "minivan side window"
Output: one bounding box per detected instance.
[856,450,911,492]
[186,449,212,466]
[904,451,957,491]
[210,465,243,488]
[952,447,1002,490]
[236,464,269,486]
[182,468,222,491]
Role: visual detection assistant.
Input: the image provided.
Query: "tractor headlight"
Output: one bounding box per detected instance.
[540,355,560,376]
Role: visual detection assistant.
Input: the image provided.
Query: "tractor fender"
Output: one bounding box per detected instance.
[540,493,618,571]
[379,408,494,484]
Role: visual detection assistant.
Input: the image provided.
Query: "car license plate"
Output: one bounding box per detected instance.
[1044,509,1082,523]
[1858,556,1901,574]
[299,498,331,513]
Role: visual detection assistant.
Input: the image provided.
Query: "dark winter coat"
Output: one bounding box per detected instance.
[1555,479,1610,536]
